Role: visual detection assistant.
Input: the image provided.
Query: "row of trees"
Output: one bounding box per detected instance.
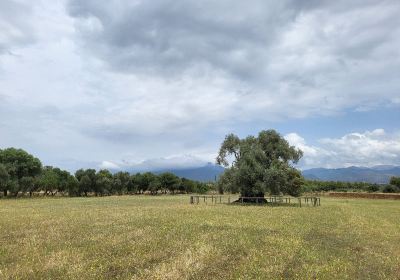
[303,178,400,193]
[0,148,210,197]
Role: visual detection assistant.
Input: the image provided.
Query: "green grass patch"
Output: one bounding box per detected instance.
[0,196,399,279]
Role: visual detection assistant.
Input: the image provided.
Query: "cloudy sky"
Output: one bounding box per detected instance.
[0,0,399,171]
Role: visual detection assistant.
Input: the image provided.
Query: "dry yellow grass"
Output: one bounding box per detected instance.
[0,196,399,279]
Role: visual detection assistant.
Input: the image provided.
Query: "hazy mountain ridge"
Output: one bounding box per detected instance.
[129,163,225,182]
[126,163,400,183]
[302,165,400,184]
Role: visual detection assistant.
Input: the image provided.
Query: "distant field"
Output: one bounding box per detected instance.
[327,192,400,200]
[0,196,399,279]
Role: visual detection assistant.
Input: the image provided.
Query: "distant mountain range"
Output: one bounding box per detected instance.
[129,163,225,182]
[126,163,400,184]
[302,165,400,184]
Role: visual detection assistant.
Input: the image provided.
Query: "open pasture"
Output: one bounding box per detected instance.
[0,196,399,279]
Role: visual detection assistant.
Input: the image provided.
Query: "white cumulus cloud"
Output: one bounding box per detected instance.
[286,129,400,169]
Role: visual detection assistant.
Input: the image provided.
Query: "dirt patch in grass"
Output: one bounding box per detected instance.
[328,192,400,200]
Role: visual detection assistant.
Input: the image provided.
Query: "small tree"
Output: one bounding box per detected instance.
[96,169,113,195]
[66,176,79,196]
[149,177,161,195]
[75,169,96,196]
[79,175,92,196]
[159,172,181,194]
[140,172,157,194]
[112,172,131,195]
[38,167,59,196]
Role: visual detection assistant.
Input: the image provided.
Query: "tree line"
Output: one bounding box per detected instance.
[303,179,400,193]
[0,148,211,198]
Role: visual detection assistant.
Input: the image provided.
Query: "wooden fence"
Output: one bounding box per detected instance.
[189,195,232,204]
[189,195,320,207]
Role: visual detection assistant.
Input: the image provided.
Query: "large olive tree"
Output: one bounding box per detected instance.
[216,130,304,200]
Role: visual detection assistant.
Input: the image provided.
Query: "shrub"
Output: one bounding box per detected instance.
[382,185,400,193]
[366,184,380,193]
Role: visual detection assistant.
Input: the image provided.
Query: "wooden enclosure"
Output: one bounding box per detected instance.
[189,195,321,207]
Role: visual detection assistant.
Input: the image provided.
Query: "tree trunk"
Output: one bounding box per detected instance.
[3,190,7,197]
[236,192,266,203]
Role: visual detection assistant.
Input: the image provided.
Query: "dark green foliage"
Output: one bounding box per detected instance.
[282,168,304,197]
[66,176,79,196]
[159,172,181,194]
[0,164,10,196]
[382,184,400,193]
[95,169,113,195]
[0,148,42,196]
[38,167,60,195]
[390,177,400,188]
[0,148,42,180]
[217,168,239,194]
[19,176,36,196]
[79,175,92,196]
[112,172,131,195]
[303,180,399,193]
[216,130,304,198]
[148,177,161,195]
[140,172,157,193]
[366,184,380,193]
[179,177,196,193]
[75,169,96,196]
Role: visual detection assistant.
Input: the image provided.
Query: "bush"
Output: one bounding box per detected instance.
[382,185,400,193]
[366,184,380,193]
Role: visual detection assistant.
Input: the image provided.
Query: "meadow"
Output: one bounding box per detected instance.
[0,196,399,279]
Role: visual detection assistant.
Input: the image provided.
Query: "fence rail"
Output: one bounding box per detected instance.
[189,195,320,207]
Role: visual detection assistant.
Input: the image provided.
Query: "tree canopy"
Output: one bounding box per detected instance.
[216,129,304,198]
[0,148,42,196]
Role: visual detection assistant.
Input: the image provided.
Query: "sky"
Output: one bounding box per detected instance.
[0,0,399,172]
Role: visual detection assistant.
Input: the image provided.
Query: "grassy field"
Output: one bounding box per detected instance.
[0,196,399,279]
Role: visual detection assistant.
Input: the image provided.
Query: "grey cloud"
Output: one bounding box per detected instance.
[67,0,400,113]
[0,1,35,54]
[67,0,300,78]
